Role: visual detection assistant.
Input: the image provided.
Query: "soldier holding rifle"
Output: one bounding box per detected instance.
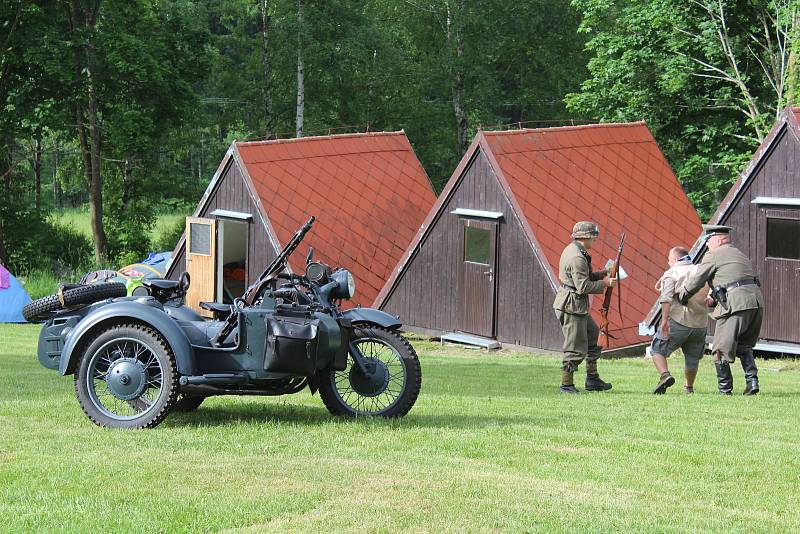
[553,221,617,394]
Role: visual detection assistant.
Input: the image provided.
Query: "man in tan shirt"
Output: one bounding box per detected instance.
[650,246,709,394]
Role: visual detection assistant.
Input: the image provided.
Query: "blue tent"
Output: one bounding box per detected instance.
[0,265,31,323]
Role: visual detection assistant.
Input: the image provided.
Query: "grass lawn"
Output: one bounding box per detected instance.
[1,323,799,532]
[51,207,186,249]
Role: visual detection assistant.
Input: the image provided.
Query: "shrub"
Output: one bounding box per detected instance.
[104,198,155,265]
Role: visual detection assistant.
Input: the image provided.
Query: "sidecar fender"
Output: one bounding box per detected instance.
[59,301,195,376]
[341,308,402,330]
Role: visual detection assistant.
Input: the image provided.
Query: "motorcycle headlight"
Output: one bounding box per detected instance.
[330,269,356,299]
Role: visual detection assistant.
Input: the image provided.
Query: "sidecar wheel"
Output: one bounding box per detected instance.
[172,394,206,412]
[74,324,178,429]
[319,326,421,418]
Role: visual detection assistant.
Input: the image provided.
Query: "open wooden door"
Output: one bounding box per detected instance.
[185,217,216,317]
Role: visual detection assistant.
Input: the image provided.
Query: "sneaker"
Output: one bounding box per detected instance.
[560,385,580,394]
[653,374,676,395]
[684,385,694,394]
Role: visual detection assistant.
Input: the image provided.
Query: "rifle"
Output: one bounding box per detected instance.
[242,216,315,305]
[598,232,625,348]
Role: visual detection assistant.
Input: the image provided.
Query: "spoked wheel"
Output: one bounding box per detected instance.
[75,324,178,428]
[319,326,421,418]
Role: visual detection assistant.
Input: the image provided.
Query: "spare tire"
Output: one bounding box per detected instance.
[22,282,128,323]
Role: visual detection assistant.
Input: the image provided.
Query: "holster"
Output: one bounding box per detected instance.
[711,285,727,306]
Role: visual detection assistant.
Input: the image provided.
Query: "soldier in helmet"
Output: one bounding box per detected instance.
[679,225,763,395]
[553,221,616,394]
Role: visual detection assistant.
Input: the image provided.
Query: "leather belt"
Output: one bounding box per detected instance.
[725,279,758,290]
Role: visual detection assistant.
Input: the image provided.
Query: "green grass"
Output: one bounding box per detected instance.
[2,324,799,532]
[50,207,93,238]
[18,209,189,298]
[51,208,187,249]
[15,270,62,300]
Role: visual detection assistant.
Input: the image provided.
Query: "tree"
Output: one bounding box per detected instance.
[567,0,800,218]
[67,0,106,264]
[260,0,276,138]
[296,0,305,136]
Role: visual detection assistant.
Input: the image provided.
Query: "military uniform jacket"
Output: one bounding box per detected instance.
[553,241,607,315]
[680,244,764,320]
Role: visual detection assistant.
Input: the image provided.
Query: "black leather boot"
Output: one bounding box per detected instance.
[739,350,759,395]
[715,361,733,395]
[585,360,612,391]
[585,374,612,391]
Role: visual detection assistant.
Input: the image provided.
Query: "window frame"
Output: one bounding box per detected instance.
[463,225,492,265]
[765,216,800,261]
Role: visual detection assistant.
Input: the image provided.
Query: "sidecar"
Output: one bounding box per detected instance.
[30,217,421,429]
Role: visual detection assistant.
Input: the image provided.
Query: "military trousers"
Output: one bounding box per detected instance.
[712,307,763,363]
[555,309,601,371]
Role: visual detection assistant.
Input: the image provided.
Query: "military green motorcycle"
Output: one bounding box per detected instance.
[29,217,422,428]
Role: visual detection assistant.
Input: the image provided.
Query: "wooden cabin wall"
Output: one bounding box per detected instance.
[495,204,563,351]
[166,160,276,285]
[381,150,560,350]
[718,127,800,342]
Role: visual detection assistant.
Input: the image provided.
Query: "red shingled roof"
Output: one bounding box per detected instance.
[480,123,702,348]
[236,131,435,307]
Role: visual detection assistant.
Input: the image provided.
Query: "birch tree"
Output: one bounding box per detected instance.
[260,0,276,139]
[677,0,799,143]
[295,0,305,137]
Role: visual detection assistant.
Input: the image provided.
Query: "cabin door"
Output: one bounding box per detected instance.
[185,216,217,317]
[458,219,498,337]
[762,210,800,343]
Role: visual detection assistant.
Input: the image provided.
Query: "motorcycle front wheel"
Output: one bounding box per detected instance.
[319,325,421,418]
[74,324,178,429]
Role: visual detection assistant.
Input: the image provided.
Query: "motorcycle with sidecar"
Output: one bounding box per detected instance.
[27,217,422,428]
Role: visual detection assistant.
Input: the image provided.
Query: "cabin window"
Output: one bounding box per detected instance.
[189,222,212,255]
[766,217,800,260]
[464,226,490,264]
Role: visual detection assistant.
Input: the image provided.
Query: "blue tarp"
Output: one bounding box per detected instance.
[0,265,31,323]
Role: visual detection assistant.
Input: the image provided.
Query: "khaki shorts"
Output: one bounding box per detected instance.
[650,318,707,370]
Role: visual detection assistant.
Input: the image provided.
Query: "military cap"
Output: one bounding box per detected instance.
[572,221,600,239]
[702,224,732,236]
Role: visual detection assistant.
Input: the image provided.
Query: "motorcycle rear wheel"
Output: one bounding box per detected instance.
[319,325,421,418]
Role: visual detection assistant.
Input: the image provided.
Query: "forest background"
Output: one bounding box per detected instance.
[2,0,799,280]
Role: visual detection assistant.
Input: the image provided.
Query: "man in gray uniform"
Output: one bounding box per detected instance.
[679,225,764,395]
[650,246,708,394]
[553,221,616,394]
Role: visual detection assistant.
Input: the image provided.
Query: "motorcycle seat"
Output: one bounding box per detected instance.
[200,301,233,319]
[142,278,180,291]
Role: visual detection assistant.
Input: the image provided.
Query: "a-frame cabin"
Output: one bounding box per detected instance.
[165,131,436,315]
[375,123,702,353]
[702,107,800,353]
